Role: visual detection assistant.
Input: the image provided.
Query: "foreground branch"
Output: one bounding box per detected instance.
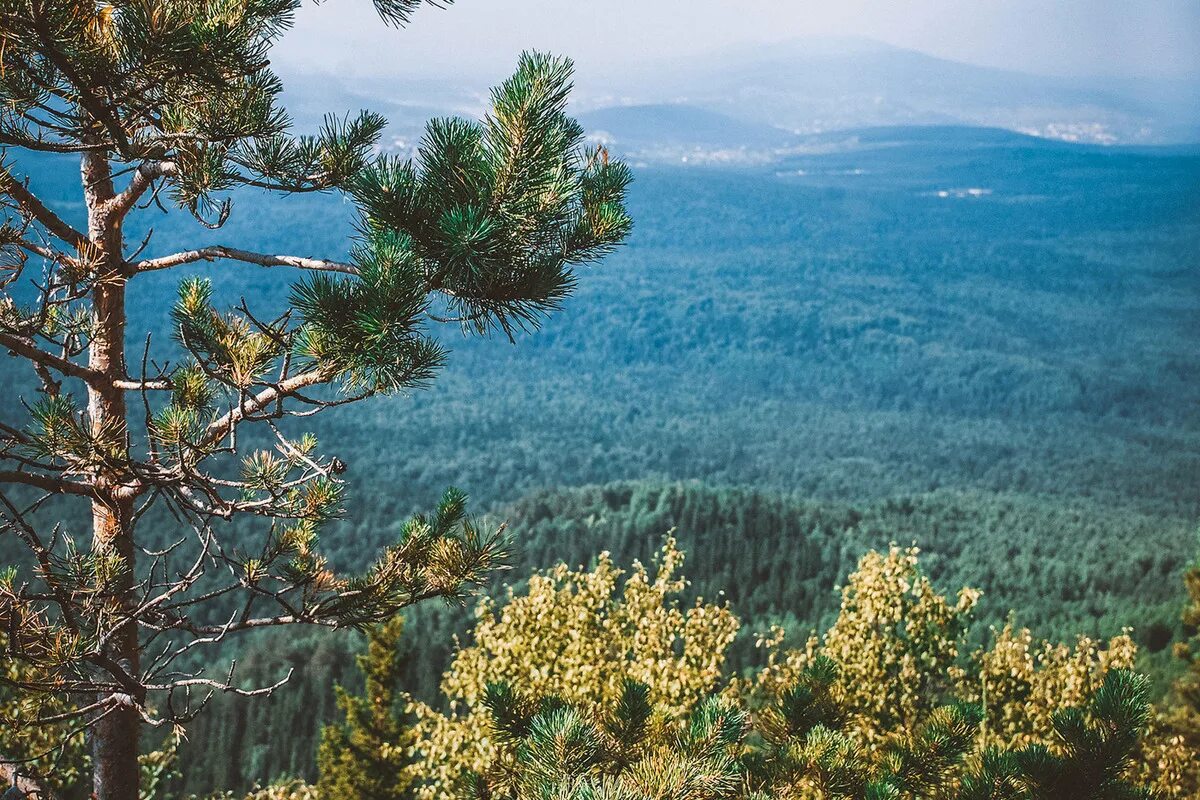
[105,161,178,220]
[0,170,87,249]
[128,246,359,275]
[0,333,104,386]
[199,370,333,450]
[0,470,93,496]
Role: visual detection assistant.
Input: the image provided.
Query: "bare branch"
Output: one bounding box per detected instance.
[113,378,172,391]
[0,331,105,386]
[11,236,72,265]
[0,470,93,496]
[200,369,332,450]
[128,245,359,275]
[0,331,171,392]
[105,161,177,220]
[150,664,294,698]
[0,170,87,249]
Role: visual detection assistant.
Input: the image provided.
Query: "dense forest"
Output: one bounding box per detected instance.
[9,130,1200,522]
[3,129,1199,794]
[175,480,1198,791]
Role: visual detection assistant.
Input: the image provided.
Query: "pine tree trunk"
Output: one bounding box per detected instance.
[83,151,141,800]
[90,495,139,800]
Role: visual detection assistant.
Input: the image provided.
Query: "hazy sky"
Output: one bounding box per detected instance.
[275,0,1200,83]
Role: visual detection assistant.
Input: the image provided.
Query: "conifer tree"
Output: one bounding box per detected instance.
[316,616,416,800]
[460,672,987,800]
[0,1,632,797]
[750,656,984,800]
[459,680,747,800]
[458,670,1162,800]
[1011,668,1156,800]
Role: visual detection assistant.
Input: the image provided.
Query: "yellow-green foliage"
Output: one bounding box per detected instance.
[416,541,1196,799]
[211,780,319,800]
[748,545,979,740]
[0,632,88,798]
[257,538,1198,800]
[748,546,1194,798]
[409,536,740,798]
[747,546,1137,745]
[962,622,1138,748]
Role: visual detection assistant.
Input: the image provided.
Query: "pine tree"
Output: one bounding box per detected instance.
[1011,668,1157,800]
[0,2,632,797]
[752,656,984,800]
[460,680,747,800]
[458,671,1162,800]
[460,672,986,800]
[316,616,415,800]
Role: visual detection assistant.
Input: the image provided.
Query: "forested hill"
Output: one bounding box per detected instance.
[4,127,1199,793]
[316,126,1200,525]
[502,482,1191,647]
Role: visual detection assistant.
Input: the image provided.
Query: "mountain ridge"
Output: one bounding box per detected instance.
[277,37,1200,151]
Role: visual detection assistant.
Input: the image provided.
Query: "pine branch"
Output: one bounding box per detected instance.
[0,470,92,496]
[0,170,87,248]
[199,369,333,449]
[129,245,359,275]
[24,4,131,156]
[0,332,104,386]
[371,0,453,27]
[105,162,179,220]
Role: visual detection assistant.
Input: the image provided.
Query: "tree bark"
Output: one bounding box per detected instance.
[82,151,140,800]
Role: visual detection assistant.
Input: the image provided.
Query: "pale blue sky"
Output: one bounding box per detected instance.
[276,0,1200,82]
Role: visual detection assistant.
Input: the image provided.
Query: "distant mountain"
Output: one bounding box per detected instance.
[276,39,1200,160]
[277,71,472,154]
[579,37,1200,146]
[783,124,1103,156]
[573,112,1134,169]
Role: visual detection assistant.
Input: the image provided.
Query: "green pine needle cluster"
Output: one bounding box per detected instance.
[447,666,1159,800]
[1010,669,1157,800]
[24,394,125,472]
[458,681,746,800]
[0,0,406,221]
[291,233,446,394]
[173,277,286,389]
[347,51,633,337]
